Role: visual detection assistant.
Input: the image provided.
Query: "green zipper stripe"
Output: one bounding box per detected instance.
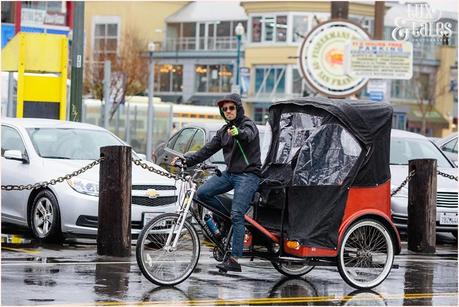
[236,139,250,166]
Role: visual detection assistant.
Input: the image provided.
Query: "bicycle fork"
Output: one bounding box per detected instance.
[164,187,196,250]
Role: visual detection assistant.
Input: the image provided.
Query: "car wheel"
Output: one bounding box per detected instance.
[29,190,63,243]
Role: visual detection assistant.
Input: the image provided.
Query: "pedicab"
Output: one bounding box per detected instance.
[136,96,401,289]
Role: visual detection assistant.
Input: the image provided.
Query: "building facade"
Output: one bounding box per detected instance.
[2,1,457,136]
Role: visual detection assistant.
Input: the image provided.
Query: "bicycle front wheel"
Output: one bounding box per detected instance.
[136,213,200,286]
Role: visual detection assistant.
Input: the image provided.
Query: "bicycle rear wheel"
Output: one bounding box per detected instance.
[136,213,200,286]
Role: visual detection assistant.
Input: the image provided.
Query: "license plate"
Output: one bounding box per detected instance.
[143,213,157,226]
[439,213,458,225]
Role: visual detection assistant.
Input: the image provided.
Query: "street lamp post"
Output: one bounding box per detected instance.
[146,42,156,161]
[235,22,245,93]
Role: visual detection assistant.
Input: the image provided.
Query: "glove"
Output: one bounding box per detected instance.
[229,125,239,137]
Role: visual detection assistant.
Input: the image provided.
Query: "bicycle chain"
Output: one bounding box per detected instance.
[132,159,187,182]
[1,157,104,191]
[391,169,416,197]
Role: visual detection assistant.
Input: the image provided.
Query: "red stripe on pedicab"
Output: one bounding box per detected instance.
[244,215,280,243]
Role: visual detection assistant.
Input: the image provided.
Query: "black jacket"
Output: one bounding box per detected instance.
[184,97,261,175]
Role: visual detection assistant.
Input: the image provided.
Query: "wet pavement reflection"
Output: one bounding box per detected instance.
[1,231,457,306]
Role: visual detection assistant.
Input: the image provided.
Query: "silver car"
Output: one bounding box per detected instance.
[390,129,458,236]
[1,118,180,242]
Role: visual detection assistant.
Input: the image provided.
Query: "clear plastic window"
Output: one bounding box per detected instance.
[292,124,362,186]
[276,112,322,163]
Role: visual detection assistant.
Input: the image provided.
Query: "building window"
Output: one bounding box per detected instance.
[165,20,246,51]
[154,65,183,92]
[255,66,286,95]
[252,17,262,42]
[349,15,374,34]
[22,1,64,12]
[195,64,233,93]
[1,2,14,23]
[392,112,407,130]
[276,16,287,42]
[250,15,288,43]
[92,17,120,60]
[292,68,311,96]
[292,15,309,42]
[254,107,270,124]
[391,80,415,99]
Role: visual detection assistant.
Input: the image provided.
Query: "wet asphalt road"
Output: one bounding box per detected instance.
[1,227,458,306]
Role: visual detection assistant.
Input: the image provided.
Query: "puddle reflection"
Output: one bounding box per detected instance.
[141,286,190,303]
[403,262,433,306]
[94,261,131,300]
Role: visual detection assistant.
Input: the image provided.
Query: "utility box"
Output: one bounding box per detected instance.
[1,33,68,120]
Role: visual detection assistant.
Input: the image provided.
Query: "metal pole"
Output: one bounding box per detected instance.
[103,60,111,129]
[82,100,86,122]
[236,34,241,87]
[146,52,155,161]
[126,101,131,143]
[69,1,85,122]
[167,104,173,138]
[7,72,15,117]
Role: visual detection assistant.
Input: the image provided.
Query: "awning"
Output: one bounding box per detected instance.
[166,1,247,23]
[406,104,449,126]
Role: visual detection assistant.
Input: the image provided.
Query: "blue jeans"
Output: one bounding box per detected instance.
[196,171,260,258]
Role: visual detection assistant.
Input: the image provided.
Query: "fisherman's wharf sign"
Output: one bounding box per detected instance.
[299,20,370,97]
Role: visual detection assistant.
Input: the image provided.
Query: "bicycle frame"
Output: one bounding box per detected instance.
[164,177,196,250]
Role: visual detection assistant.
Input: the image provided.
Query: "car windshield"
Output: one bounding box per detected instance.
[27,128,124,160]
[390,137,452,168]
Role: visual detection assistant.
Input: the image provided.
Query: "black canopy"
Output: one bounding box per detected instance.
[258,97,393,249]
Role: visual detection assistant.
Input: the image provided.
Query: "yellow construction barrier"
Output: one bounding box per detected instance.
[1,33,68,120]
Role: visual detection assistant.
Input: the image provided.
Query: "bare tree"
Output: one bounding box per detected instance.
[84,28,149,119]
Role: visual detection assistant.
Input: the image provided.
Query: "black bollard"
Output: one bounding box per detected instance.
[97,145,132,257]
[407,159,436,254]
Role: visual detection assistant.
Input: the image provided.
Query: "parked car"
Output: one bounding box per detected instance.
[1,118,180,242]
[436,132,458,165]
[390,129,458,236]
[153,122,268,172]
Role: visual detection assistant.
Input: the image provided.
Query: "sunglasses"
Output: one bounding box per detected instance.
[222,105,236,112]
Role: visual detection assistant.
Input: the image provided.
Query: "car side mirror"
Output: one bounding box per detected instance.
[4,150,29,164]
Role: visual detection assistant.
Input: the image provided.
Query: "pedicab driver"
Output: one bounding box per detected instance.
[172,93,261,272]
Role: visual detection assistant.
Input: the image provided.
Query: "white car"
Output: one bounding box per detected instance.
[436,132,458,165]
[390,129,458,236]
[1,118,180,242]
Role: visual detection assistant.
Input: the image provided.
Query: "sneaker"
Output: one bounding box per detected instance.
[216,256,241,272]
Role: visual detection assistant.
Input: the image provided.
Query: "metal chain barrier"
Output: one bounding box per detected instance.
[132,159,187,182]
[391,169,416,197]
[1,157,104,191]
[437,170,458,181]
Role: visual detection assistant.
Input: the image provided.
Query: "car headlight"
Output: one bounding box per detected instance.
[67,178,99,196]
[391,185,408,198]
